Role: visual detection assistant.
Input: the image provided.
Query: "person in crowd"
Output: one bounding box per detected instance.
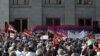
[95,42,100,56]
[66,42,73,55]
[93,42,100,52]
[57,47,64,56]
[26,47,36,56]
[36,47,43,56]
[22,47,28,56]
[8,42,16,54]
[46,45,53,56]
[75,41,82,54]
[9,51,16,56]
[15,46,24,56]
[81,43,87,56]
[71,53,79,56]
[85,45,96,56]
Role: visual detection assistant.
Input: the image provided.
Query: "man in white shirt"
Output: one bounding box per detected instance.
[15,46,24,56]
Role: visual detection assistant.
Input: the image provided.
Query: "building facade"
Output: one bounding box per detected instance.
[0,0,9,29]
[9,0,100,31]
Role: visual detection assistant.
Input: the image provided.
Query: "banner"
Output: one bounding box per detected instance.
[76,30,87,39]
[68,30,87,39]
[9,33,15,38]
[68,31,77,38]
[40,35,49,40]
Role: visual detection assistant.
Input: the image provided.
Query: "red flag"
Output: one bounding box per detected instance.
[23,32,30,36]
[23,28,32,36]
[5,22,17,33]
[52,36,62,45]
[53,36,59,45]
[56,29,67,37]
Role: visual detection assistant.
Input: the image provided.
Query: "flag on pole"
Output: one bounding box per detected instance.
[5,22,17,33]
[23,28,33,36]
[23,31,30,36]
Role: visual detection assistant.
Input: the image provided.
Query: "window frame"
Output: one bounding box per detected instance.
[13,0,29,5]
[78,18,92,26]
[78,0,93,5]
[44,0,62,4]
[46,18,60,26]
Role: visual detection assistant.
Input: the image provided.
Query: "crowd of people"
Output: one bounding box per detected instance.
[0,30,100,56]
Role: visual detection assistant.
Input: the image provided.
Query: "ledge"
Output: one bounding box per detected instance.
[10,5,31,8]
[75,4,96,8]
[42,4,64,8]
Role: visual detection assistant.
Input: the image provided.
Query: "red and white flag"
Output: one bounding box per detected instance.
[5,22,17,32]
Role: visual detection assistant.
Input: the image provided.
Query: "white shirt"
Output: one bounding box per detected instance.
[15,50,24,56]
[26,52,36,56]
[97,51,100,56]
[8,46,14,53]
[22,51,28,56]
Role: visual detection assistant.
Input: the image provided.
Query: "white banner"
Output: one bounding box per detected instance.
[10,33,15,38]
[94,34,100,39]
[76,30,87,39]
[68,30,87,39]
[40,35,49,40]
[68,31,77,38]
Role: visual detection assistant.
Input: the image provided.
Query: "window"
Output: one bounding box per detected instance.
[78,19,84,26]
[14,19,20,32]
[14,18,28,32]
[78,18,92,26]
[49,0,57,4]
[78,0,92,5]
[45,0,61,4]
[46,18,60,26]
[86,19,92,26]
[13,0,29,5]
